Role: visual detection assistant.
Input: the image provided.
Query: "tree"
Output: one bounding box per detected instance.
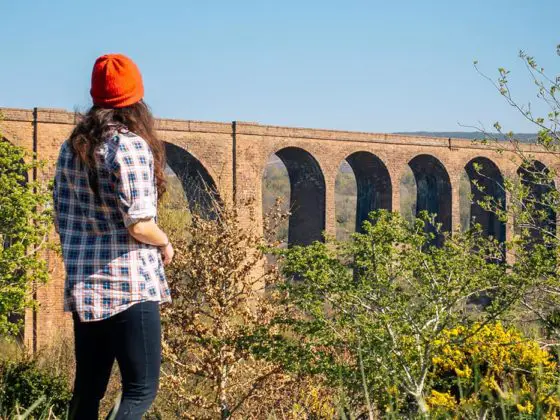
[0,120,52,336]
[159,198,296,419]
[266,211,514,417]
[472,46,560,340]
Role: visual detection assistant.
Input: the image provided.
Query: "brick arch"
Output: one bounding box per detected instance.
[344,151,392,232]
[465,157,506,243]
[1,134,15,145]
[409,154,452,246]
[268,146,326,246]
[517,160,556,245]
[164,142,220,218]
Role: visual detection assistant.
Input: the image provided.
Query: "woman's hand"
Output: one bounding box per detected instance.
[160,242,174,265]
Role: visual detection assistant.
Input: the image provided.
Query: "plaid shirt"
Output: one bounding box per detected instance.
[53,127,171,322]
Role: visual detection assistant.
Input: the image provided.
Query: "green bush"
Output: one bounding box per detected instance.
[268,210,512,416]
[0,358,71,416]
[0,132,53,337]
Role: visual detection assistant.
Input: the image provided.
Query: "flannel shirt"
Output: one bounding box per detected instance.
[53,127,171,322]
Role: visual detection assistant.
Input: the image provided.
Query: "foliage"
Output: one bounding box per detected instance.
[472,46,560,341]
[159,197,306,419]
[0,122,52,336]
[0,357,72,417]
[262,163,290,244]
[267,210,516,417]
[399,168,417,226]
[428,322,560,419]
[159,167,192,237]
[335,168,357,241]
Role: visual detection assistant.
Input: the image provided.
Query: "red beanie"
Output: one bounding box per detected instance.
[90,54,144,109]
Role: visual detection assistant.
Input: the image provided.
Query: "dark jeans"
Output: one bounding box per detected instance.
[68,301,161,420]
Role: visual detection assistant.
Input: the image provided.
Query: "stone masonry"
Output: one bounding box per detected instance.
[1,107,558,350]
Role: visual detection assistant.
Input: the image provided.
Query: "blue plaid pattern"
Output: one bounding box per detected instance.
[53,128,171,322]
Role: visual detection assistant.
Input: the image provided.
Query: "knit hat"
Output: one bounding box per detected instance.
[90,54,144,108]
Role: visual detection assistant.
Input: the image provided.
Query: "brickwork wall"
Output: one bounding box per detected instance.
[1,106,558,350]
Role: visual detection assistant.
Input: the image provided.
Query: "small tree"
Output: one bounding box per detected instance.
[472,46,560,339]
[159,199,295,419]
[0,121,52,337]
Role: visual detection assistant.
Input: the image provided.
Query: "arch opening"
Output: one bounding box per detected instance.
[399,165,417,226]
[517,160,556,246]
[408,154,452,247]
[464,157,506,244]
[262,155,290,245]
[339,152,392,236]
[335,160,357,241]
[263,147,326,247]
[164,143,220,219]
[458,170,472,231]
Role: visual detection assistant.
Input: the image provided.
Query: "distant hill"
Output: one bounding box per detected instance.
[394,132,537,143]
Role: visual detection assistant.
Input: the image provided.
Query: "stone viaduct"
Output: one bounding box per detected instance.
[1,107,557,350]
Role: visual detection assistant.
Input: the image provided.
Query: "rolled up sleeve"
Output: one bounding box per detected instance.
[113,136,157,228]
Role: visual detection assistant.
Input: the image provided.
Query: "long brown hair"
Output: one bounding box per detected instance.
[69,100,166,198]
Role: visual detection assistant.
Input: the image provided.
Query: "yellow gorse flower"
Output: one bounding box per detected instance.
[453,365,471,378]
[516,400,534,414]
[426,390,456,411]
[429,322,558,417]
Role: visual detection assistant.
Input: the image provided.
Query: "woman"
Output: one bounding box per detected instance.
[53,54,174,419]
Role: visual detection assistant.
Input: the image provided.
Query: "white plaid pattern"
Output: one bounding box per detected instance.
[53,128,171,321]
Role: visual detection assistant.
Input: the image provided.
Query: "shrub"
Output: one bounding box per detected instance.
[473,47,560,341]
[271,210,517,417]
[159,197,298,418]
[0,126,52,336]
[429,322,560,418]
[0,357,72,416]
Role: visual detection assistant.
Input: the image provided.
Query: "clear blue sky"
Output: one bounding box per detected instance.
[1,0,558,132]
